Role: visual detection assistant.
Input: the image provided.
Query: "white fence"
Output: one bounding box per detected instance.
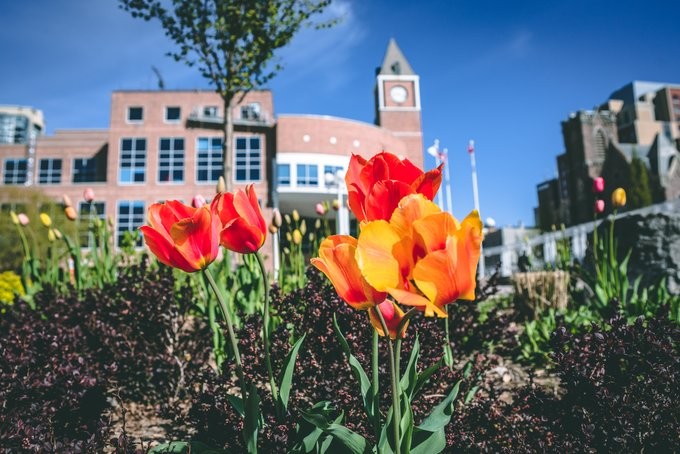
[483,199,680,278]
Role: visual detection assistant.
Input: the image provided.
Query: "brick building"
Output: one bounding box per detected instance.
[0,39,423,257]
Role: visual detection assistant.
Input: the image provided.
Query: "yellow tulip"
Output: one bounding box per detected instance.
[292,229,302,245]
[40,213,52,227]
[611,188,626,208]
[9,211,19,225]
[292,209,300,222]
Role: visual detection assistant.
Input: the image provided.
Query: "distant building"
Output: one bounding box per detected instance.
[0,39,424,253]
[535,81,680,230]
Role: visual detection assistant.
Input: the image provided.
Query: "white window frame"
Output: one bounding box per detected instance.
[38,158,63,185]
[119,137,147,184]
[116,200,145,247]
[164,106,181,123]
[196,136,223,184]
[126,106,144,123]
[3,158,28,185]
[157,137,185,184]
[234,135,262,183]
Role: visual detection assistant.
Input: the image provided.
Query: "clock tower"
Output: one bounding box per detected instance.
[375,38,423,166]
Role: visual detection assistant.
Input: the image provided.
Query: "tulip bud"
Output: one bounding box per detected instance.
[332,199,340,211]
[17,213,29,226]
[284,214,291,225]
[83,187,95,203]
[292,209,300,222]
[272,209,282,228]
[64,206,77,221]
[315,203,326,216]
[592,177,605,193]
[292,229,302,245]
[40,213,52,227]
[268,223,279,234]
[283,247,290,255]
[107,215,115,228]
[315,218,321,229]
[611,188,626,208]
[62,194,73,208]
[300,219,307,236]
[594,199,605,213]
[47,228,56,242]
[192,194,207,208]
[286,232,292,242]
[216,176,226,193]
[53,228,63,240]
[309,232,315,241]
[9,211,19,225]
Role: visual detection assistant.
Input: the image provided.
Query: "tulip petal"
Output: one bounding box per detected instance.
[390,194,442,237]
[387,287,447,318]
[411,164,444,201]
[368,300,408,339]
[455,210,483,300]
[364,180,414,221]
[356,220,403,292]
[219,217,265,254]
[412,212,459,254]
[170,207,218,271]
[141,225,196,273]
[311,235,385,309]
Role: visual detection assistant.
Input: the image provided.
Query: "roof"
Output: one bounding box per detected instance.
[378,38,415,76]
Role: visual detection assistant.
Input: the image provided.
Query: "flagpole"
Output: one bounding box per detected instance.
[442,148,453,214]
[468,140,485,279]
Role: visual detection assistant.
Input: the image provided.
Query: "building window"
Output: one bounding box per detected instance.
[203,106,219,118]
[323,165,344,186]
[119,138,147,183]
[127,106,144,122]
[73,158,97,183]
[197,137,223,182]
[117,200,145,247]
[241,103,261,121]
[158,137,185,183]
[165,106,181,122]
[277,164,290,186]
[78,201,105,248]
[296,164,318,186]
[3,159,28,185]
[235,136,261,182]
[38,158,62,184]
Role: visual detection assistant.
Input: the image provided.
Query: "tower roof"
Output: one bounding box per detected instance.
[379,38,415,76]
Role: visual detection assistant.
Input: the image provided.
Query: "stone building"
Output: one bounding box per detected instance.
[535,81,680,230]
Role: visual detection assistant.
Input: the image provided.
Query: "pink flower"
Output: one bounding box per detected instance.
[315,202,326,216]
[593,177,605,193]
[83,188,95,202]
[594,199,605,213]
[17,213,29,226]
[192,194,207,208]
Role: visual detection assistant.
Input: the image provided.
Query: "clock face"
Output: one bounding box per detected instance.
[389,85,408,104]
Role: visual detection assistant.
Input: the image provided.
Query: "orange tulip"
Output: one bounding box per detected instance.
[311,235,387,310]
[140,200,221,273]
[368,300,409,340]
[211,184,267,254]
[346,152,443,222]
[356,194,482,318]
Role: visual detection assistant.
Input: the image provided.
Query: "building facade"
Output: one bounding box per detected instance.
[0,40,424,253]
[535,81,680,230]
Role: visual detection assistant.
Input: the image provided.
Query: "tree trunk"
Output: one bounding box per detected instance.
[222,98,234,193]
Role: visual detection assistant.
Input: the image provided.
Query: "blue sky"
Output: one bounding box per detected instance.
[2,0,679,227]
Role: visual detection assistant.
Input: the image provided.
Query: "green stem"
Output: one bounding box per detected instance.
[371,329,380,439]
[444,305,453,368]
[374,306,401,454]
[203,268,248,408]
[255,252,279,412]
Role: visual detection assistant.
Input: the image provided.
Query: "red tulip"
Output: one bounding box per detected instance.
[140,201,221,273]
[315,202,326,216]
[192,194,207,208]
[211,184,267,254]
[593,177,605,193]
[594,199,605,213]
[346,152,443,222]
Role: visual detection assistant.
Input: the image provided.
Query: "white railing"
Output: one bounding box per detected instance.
[483,199,680,278]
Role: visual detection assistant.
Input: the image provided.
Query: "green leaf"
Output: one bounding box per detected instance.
[243,384,261,453]
[417,380,460,432]
[148,441,225,453]
[399,398,414,453]
[410,427,447,454]
[278,333,306,413]
[412,360,442,398]
[400,335,420,398]
[333,315,378,425]
[227,394,244,418]
[464,385,479,404]
[324,424,369,454]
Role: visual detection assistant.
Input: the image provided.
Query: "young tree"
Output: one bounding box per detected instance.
[119,0,336,192]
[628,151,653,209]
